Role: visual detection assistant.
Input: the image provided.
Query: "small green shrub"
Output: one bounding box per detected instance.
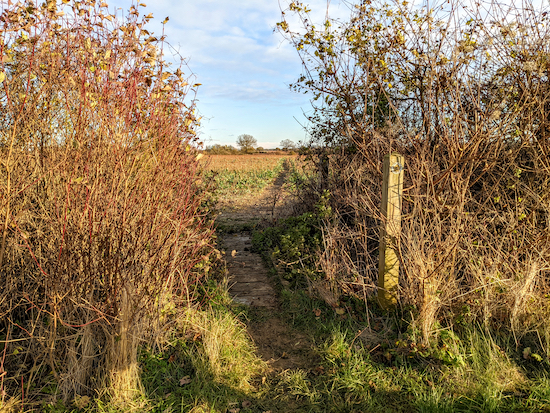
[252,209,324,286]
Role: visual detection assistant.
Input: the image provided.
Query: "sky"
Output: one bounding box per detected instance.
[104,0,550,150]
[106,0,352,149]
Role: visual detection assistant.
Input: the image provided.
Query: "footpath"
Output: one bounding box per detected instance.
[216,165,317,371]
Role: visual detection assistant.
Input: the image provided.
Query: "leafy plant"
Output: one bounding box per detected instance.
[252,204,327,286]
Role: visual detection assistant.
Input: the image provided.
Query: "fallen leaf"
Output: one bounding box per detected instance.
[73,395,90,409]
[313,308,321,317]
[168,354,175,363]
[231,250,237,257]
[335,307,345,315]
[242,400,252,408]
[179,376,191,386]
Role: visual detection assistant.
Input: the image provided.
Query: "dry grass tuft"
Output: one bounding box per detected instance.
[182,307,268,392]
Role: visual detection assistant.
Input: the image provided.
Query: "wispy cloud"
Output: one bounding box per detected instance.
[107,0,350,146]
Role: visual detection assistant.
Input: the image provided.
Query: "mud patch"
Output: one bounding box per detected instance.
[247,313,320,371]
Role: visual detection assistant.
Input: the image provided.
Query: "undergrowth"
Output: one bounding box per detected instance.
[34,287,267,413]
[250,209,550,412]
[30,181,550,412]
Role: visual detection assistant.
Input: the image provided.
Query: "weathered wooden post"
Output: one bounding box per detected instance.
[378,153,404,309]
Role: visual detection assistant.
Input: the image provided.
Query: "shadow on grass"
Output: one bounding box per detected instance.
[140,296,550,413]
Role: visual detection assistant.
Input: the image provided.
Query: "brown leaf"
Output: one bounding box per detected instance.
[242,400,252,408]
[179,375,191,386]
[73,395,90,409]
[313,308,321,317]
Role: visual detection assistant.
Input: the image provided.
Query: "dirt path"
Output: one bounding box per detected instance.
[223,232,276,308]
[217,163,318,371]
[218,161,292,308]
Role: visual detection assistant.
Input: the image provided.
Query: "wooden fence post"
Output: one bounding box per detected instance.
[378,153,404,310]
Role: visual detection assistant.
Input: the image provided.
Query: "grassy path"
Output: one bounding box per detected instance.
[217,161,318,373]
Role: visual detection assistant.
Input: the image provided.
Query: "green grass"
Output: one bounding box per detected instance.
[36,282,550,413]
[258,288,550,412]
[137,306,267,413]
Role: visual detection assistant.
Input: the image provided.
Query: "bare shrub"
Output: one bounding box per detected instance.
[279,0,550,343]
[0,0,213,406]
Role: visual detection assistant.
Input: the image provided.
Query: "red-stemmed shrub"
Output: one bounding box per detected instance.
[0,0,213,405]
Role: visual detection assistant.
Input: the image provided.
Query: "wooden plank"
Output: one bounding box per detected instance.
[378,153,404,310]
[229,284,274,294]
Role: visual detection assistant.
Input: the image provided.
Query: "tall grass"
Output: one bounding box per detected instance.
[263,288,550,412]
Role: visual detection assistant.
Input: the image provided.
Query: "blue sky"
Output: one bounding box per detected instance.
[104,1,550,149]
[106,0,351,149]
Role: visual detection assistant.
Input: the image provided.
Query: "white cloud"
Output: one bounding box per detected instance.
[106,0,352,145]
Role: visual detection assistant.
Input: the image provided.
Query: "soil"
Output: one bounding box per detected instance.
[217,165,318,371]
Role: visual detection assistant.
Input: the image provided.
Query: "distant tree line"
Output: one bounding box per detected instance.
[204,136,299,154]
